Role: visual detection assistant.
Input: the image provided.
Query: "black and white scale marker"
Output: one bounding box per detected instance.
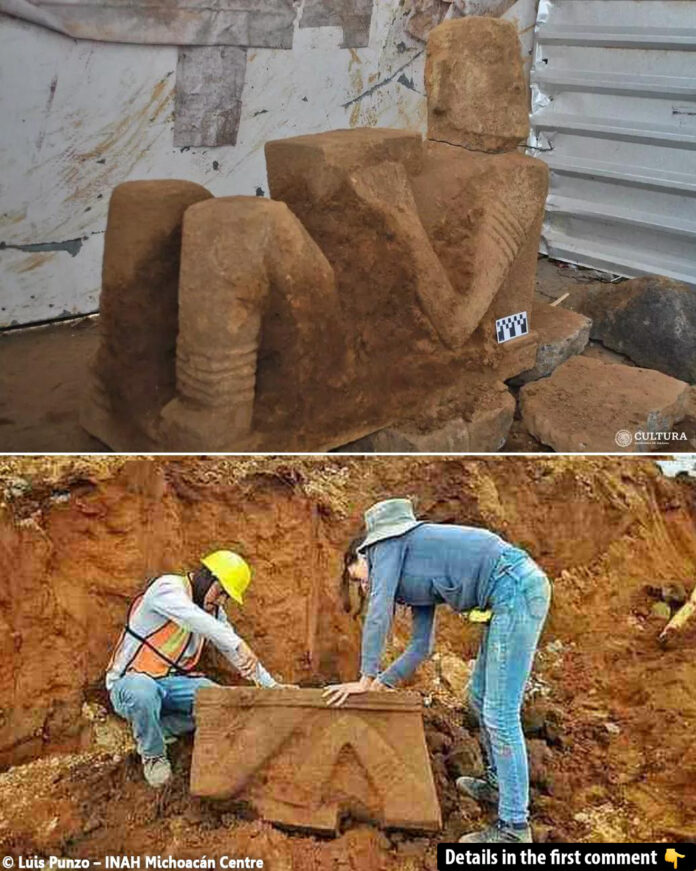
[496,311,529,344]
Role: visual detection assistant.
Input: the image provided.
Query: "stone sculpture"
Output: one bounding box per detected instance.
[190,687,442,834]
[81,17,549,451]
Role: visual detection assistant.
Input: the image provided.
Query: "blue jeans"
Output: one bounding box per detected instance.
[109,673,217,759]
[468,548,551,826]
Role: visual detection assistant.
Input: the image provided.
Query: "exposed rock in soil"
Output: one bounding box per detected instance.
[445,735,484,781]
[521,700,563,741]
[439,654,472,698]
[527,738,553,790]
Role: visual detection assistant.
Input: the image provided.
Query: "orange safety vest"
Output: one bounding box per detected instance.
[109,575,206,680]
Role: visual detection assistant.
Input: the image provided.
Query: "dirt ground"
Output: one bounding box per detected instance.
[0,315,103,452]
[0,455,695,865]
[0,258,662,453]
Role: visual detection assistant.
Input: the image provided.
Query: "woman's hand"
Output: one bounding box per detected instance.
[323,675,373,707]
[369,678,388,692]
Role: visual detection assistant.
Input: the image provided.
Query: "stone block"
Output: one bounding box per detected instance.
[266,128,425,202]
[497,333,539,382]
[159,196,347,451]
[566,276,696,383]
[672,385,696,449]
[581,342,635,368]
[191,687,442,834]
[80,179,213,449]
[425,17,529,153]
[266,132,547,431]
[266,129,489,438]
[510,302,591,385]
[339,379,515,452]
[685,386,696,426]
[519,356,690,452]
[83,190,347,451]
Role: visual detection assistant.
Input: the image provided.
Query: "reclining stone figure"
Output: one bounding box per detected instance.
[81,17,549,452]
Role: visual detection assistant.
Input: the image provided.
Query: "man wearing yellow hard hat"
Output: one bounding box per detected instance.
[106,550,284,788]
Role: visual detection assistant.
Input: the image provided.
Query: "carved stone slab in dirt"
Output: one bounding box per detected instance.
[510,303,591,385]
[519,356,690,452]
[566,276,696,384]
[191,687,442,834]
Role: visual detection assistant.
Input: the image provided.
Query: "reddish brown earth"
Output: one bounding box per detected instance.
[0,456,695,866]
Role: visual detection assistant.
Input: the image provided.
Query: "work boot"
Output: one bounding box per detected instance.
[142,755,172,788]
[456,776,499,805]
[459,820,533,843]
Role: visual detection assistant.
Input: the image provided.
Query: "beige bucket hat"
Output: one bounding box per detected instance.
[357,498,425,553]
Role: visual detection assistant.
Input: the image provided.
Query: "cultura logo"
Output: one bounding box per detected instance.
[615,430,633,447]
[615,430,687,447]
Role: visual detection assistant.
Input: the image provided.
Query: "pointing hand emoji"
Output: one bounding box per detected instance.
[664,849,685,869]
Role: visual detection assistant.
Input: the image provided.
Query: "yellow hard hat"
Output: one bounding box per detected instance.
[201,550,251,605]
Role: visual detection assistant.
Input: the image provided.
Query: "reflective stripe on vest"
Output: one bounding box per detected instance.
[111,575,205,679]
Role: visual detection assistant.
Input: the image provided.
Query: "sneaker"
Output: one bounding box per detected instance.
[459,820,533,843]
[456,776,499,805]
[143,755,172,788]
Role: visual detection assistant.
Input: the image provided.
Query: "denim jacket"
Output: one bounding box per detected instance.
[361,524,512,686]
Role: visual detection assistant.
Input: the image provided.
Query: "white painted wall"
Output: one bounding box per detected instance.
[0,0,536,328]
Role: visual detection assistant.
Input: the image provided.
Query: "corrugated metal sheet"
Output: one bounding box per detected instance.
[530,0,696,286]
